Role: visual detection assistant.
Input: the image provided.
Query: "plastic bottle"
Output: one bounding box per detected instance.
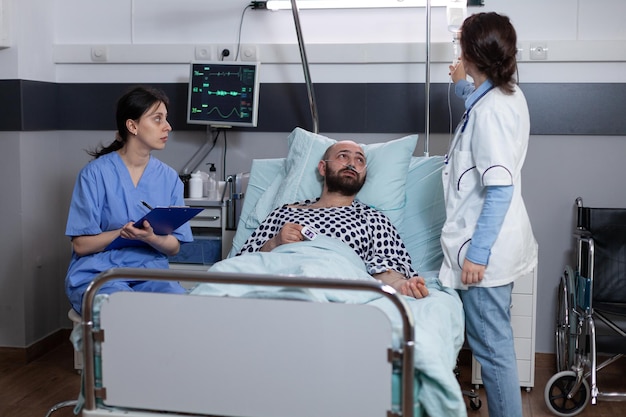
[189,171,203,199]
[207,163,218,201]
[446,0,467,33]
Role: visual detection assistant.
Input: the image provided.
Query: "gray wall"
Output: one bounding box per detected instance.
[1,0,625,354]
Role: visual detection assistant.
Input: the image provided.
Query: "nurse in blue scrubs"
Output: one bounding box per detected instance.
[65,86,192,314]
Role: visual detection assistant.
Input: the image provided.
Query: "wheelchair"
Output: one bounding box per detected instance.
[545,197,626,416]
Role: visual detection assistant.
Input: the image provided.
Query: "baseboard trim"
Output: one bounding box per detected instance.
[0,328,72,364]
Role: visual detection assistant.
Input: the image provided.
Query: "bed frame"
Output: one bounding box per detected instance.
[79,267,416,417]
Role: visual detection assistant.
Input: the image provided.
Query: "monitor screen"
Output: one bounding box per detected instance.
[187,61,261,128]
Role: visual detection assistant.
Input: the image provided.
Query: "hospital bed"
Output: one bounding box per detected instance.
[545,197,626,416]
[65,128,467,417]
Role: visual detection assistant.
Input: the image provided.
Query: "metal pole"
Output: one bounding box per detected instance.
[180,127,217,175]
[424,0,431,156]
[290,0,320,133]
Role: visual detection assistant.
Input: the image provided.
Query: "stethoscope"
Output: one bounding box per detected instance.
[444,85,495,165]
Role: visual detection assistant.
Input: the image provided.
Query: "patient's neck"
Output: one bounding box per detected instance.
[307,192,355,208]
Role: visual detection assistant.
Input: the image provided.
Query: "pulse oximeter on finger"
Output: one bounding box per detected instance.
[301,225,318,241]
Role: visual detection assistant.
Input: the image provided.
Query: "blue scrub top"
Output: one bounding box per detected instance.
[65,152,193,297]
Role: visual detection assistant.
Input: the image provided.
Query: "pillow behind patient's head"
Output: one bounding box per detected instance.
[249,127,418,229]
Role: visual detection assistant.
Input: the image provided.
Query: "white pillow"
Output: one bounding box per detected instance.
[251,127,418,228]
[400,156,446,273]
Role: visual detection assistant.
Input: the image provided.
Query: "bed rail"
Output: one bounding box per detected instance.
[80,267,415,417]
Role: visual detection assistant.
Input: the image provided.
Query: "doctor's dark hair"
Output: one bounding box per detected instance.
[460,12,518,94]
[87,86,170,159]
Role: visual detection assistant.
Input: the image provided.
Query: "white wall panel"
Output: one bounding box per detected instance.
[579,0,626,40]
[54,0,132,44]
[483,0,579,41]
[0,0,10,48]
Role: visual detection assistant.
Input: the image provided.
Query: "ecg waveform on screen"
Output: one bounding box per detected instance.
[193,66,256,85]
[210,90,240,96]
[191,106,251,120]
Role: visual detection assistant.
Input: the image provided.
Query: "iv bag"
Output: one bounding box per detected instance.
[446,0,467,33]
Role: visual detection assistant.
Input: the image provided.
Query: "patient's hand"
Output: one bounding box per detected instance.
[374,270,429,299]
[260,222,305,252]
[399,276,429,299]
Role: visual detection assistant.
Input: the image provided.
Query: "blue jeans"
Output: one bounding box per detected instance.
[460,283,522,417]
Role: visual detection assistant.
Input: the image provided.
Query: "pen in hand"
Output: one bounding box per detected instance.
[141,200,153,210]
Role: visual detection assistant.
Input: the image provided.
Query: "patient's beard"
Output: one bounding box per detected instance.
[325,167,366,196]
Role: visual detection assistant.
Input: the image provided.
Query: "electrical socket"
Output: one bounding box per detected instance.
[194,45,214,61]
[90,45,108,62]
[529,42,548,60]
[217,44,236,61]
[240,44,258,61]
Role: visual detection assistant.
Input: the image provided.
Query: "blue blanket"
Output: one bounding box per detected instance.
[191,236,467,417]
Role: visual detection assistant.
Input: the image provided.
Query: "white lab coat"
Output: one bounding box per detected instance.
[439,85,538,290]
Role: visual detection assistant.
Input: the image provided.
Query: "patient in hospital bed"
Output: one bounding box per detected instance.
[237,139,429,300]
[68,129,467,417]
[190,129,468,416]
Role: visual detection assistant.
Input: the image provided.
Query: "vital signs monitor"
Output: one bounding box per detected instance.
[187,61,261,128]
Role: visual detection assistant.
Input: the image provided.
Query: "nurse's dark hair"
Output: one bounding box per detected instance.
[87,86,170,159]
[460,12,518,94]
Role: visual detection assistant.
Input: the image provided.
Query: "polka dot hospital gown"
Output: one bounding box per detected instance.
[238,199,416,278]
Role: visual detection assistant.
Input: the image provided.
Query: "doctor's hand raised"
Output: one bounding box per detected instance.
[461,259,486,285]
[449,59,466,84]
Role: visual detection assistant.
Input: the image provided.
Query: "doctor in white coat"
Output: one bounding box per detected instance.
[440,12,538,417]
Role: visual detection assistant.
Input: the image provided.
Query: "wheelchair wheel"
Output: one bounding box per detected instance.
[555,272,570,372]
[556,266,577,372]
[544,370,590,417]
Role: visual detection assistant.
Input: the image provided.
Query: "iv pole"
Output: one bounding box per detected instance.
[286,0,432,148]
[424,0,431,156]
[290,0,320,134]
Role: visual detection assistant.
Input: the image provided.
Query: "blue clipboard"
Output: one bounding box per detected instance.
[105,207,203,251]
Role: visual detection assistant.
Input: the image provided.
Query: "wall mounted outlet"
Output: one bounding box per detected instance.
[240,44,258,61]
[217,44,236,61]
[530,42,548,60]
[90,45,108,62]
[194,45,213,61]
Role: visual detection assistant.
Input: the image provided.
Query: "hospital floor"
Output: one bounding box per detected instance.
[3,340,626,417]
